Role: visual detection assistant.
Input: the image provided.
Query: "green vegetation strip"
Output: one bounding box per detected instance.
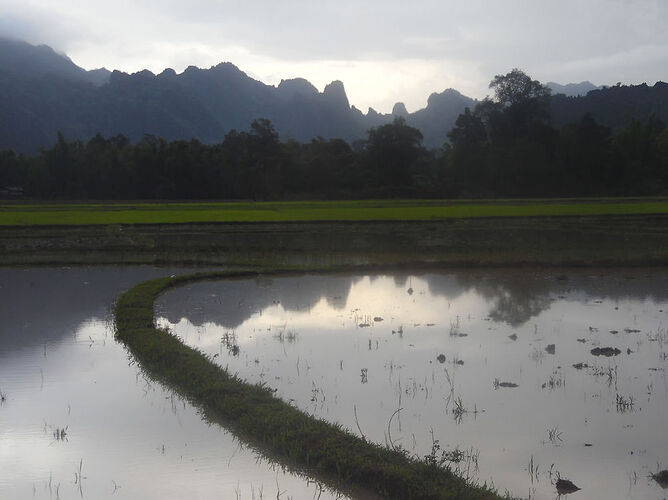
[114,270,502,500]
[3,198,668,225]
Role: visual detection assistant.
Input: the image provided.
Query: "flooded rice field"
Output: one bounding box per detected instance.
[0,268,342,500]
[156,270,668,500]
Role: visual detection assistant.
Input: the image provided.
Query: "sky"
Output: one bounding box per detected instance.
[1,0,666,113]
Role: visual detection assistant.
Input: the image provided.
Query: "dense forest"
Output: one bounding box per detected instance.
[1,70,666,200]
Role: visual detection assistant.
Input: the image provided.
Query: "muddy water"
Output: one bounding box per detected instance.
[0,268,344,500]
[156,270,668,500]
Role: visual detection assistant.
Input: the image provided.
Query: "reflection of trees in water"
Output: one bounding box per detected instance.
[421,274,466,300]
[426,271,554,327]
[485,286,553,327]
[442,269,668,328]
[469,272,553,327]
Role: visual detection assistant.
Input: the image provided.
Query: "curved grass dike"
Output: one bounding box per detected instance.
[113,269,503,500]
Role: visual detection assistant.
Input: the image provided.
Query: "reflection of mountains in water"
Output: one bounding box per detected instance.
[156,274,358,329]
[0,267,199,354]
[157,269,668,330]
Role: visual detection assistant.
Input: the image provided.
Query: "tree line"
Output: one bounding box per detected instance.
[1,70,666,200]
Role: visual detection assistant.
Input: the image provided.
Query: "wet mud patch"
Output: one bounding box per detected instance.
[652,470,668,489]
[590,347,621,357]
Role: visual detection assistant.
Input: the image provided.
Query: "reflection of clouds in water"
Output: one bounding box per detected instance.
[157,272,553,331]
[159,274,476,332]
[159,275,485,350]
[157,269,668,333]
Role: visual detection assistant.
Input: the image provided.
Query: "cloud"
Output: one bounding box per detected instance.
[0,0,666,112]
[533,44,668,86]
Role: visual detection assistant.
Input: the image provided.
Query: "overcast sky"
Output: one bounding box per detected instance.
[1,0,666,113]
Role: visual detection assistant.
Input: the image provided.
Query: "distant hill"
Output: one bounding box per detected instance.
[547,81,599,97]
[0,39,666,153]
[551,82,668,130]
[406,89,477,148]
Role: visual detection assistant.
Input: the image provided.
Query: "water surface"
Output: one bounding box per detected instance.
[0,267,342,500]
[157,269,668,500]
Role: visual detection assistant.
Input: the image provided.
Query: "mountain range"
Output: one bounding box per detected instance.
[546,81,600,97]
[1,38,666,153]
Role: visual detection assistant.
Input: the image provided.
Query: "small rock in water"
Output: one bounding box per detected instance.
[609,330,619,334]
[556,478,581,494]
[373,316,383,322]
[508,333,518,341]
[494,379,519,389]
[407,287,413,295]
[590,347,621,357]
[576,338,587,343]
[652,470,668,489]
[545,344,556,355]
[572,362,588,370]
[436,354,446,363]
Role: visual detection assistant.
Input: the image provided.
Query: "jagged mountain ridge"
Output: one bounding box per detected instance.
[0,38,476,151]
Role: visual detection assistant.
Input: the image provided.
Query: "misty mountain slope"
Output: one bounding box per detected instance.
[0,38,109,85]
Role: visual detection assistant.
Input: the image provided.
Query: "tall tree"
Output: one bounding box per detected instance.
[489,68,551,107]
[366,117,425,189]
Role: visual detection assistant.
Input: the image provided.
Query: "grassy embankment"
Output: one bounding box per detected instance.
[114,269,503,500]
[1,198,667,266]
[1,198,668,225]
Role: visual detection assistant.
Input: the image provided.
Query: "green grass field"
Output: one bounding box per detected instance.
[2,198,668,225]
